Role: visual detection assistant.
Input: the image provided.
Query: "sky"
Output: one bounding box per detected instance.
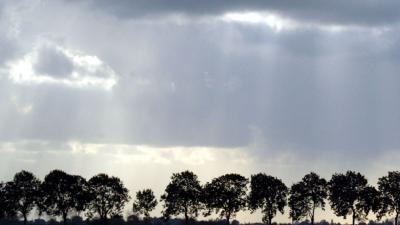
[1,0,400,223]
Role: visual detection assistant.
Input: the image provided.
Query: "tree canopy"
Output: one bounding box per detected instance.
[1,169,400,225]
[5,170,41,225]
[328,171,379,225]
[248,173,288,225]
[203,173,248,225]
[377,171,400,225]
[5,170,40,224]
[161,171,202,225]
[87,173,130,221]
[132,189,158,219]
[40,170,90,225]
[289,172,327,225]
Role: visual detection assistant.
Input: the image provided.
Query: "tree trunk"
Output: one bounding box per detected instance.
[226,211,231,225]
[267,213,272,225]
[352,212,356,225]
[185,211,189,225]
[311,205,315,225]
[395,212,399,225]
[63,213,67,225]
[23,213,27,225]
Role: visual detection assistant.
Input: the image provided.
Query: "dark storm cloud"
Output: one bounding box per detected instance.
[71,0,400,27]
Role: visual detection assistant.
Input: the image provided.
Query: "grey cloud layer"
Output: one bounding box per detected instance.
[72,0,400,27]
[1,0,400,160]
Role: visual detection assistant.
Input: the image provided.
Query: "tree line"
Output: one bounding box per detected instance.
[1,170,400,225]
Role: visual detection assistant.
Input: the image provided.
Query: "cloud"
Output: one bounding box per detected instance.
[1,8,400,156]
[34,45,74,77]
[0,4,20,66]
[6,41,118,90]
[71,0,400,28]
[0,36,17,65]
[10,95,33,115]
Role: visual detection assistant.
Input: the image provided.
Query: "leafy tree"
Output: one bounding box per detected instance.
[248,173,288,225]
[288,172,327,225]
[289,182,307,223]
[5,170,41,225]
[0,182,17,220]
[0,182,6,219]
[203,173,248,225]
[41,170,90,225]
[87,173,130,221]
[132,189,158,220]
[328,171,379,225]
[71,175,92,213]
[377,171,400,225]
[359,186,380,217]
[161,171,202,225]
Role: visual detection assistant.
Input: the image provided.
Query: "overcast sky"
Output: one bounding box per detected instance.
[1,0,400,222]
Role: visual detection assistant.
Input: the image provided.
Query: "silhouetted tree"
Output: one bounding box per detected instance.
[5,170,41,225]
[40,170,90,225]
[0,182,6,219]
[377,171,400,225]
[0,181,17,220]
[161,171,202,225]
[72,175,92,214]
[328,171,379,225]
[87,174,130,222]
[248,173,287,225]
[289,172,327,225]
[289,182,306,223]
[132,189,157,220]
[203,173,248,225]
[360,186,380,217]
